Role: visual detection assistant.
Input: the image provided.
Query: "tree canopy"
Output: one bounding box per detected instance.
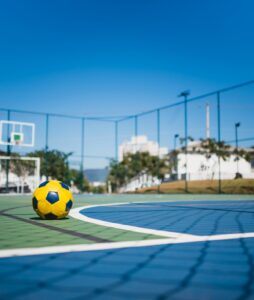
[28,149,89,192]
[108,152,170,192]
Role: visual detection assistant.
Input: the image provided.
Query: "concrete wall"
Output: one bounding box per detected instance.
[176,153,254,180]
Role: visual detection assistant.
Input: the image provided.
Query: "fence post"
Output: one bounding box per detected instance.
[217,92,222,193]
[81,117,85,173]
[157,109,161,193]
[5,110,11,192]
[134,115,138,137]
[45,114,49,180]
[115,121,118,161]
[184,94,189,193]
[134,115,138,153]
[178,91,190,193]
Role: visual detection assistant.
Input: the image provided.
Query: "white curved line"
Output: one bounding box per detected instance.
[70,202,254,241]
[1,202,254,258]
[69,202,196,239]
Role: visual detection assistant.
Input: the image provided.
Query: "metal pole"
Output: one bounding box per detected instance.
[235,122,240,174]
[81,118,85,173]
[157,109,161,193]
[235,124,238,174]
[217,92,222,193]
[178,90,190,193]
[184,95,188,193]
[206,103,210,139]
[134,115,138,153]
[45,114,49,180]
[5,110,11,192]
[135,115,138,137]
[157,109,160,146]
[115,121,118,161]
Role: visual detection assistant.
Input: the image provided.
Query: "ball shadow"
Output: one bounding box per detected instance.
[30,217,69,220]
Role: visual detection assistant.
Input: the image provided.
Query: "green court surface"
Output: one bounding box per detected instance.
[0,195,156,250]
[1,194,254,300]
[1,194,254,250]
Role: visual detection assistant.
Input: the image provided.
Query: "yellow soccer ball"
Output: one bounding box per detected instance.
[32,180,74,219]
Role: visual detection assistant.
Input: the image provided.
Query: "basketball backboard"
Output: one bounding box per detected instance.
[0,120,35,147]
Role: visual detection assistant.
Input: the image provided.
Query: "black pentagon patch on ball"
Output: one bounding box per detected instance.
[66,200,73,212]
[46,191,59,204]
[44,212,58,220]
[32,197,38,210]
[61,182,69,190]
[39,181,49,188]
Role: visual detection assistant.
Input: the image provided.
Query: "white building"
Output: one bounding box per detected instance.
[172,141,254,181]
[118,140,254,193]
[118,135,168,161]
[118,135,168,192]
[118,104,254,192]
[119,172,160,193]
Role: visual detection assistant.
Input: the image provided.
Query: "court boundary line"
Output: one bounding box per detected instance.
[69,202,196,239]
[1,201,254,258]
[1,232,254,258]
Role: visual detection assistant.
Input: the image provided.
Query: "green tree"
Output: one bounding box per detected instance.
[108,152,170,192]
[233,147,251,163]
[198,138,250,164]
[69,168,90,192]
[28,149,72,182]
[91,185,106,194]
[198,138,231,161]
[27,149,91,192]
[108,159,128,191]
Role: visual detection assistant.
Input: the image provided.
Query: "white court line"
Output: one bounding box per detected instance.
[1,201,254,258]
[69,203,195,239]
[1,233,254,258]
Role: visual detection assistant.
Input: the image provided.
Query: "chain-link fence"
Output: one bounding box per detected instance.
[1,80,254,193]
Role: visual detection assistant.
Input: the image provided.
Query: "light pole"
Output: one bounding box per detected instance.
[178,90,190,193]
[174,134,179,150]
[235,122,240,174]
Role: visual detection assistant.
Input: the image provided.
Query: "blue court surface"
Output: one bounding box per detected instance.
[1,199,254,300]
[83,200,254,236]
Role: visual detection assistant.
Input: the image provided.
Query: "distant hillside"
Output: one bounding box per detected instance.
[84,168,109,183]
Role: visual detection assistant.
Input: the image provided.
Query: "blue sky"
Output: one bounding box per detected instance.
[0,0,254,168]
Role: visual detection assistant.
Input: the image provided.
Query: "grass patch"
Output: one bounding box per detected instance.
[137,179,254,194]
